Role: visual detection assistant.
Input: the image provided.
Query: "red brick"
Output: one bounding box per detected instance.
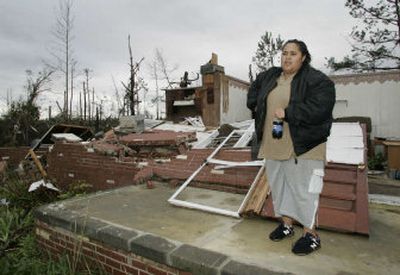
[82,247,95,258]
[121,264,139,275]
[36,238,46,246]
[96,246,127,263]
[48,246,62,256]
[41,242,60,255]
[113,269,127,275]
[102,264,113,274]
[58,240,67,248]
[94,253,106,262]
[110,251,127,263]
[0,147,30,168]
[105,257,122,269]
[97,245,114,256]
[147,266,168,275]
[82,241,96,251]
[46,136,258,197]
[43,239,56,248]
[49,232,61,242]
[65,241,76,250]
[131,259,147,270]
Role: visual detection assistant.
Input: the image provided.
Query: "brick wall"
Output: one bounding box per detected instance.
[0,134,258,194]
[46,142,258,194]
[35,221,189,275]
[146,148,259,194]
[0,146,30,168]
[34,204,275,275]
[47,142,143,191]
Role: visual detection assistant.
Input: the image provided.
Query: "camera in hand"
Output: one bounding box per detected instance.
[272,119,283,139]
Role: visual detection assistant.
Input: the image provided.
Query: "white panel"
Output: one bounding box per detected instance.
[329,123,363,137]
[334,80,400,139]
[326,148,364,165]
[327,122,365,165]
[220,82,252,124]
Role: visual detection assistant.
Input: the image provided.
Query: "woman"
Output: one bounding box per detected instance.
[247,39,335,255]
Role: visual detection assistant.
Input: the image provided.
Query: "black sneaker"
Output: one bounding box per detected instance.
[269,223,294,241]
[292,232,321,255]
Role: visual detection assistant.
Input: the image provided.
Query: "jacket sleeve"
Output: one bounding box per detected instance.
[247,71,265,112]
[285,74,336,126]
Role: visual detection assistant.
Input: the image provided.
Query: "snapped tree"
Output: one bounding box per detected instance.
[2,69,53,146]
[81,68,98,122]
[121,35,144,116]
[327,0,400,71]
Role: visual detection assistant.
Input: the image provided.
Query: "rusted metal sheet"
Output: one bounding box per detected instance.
[261,124,369,235]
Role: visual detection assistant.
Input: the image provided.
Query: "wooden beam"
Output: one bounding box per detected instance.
[28,149,47,178]
[240,168,270,215]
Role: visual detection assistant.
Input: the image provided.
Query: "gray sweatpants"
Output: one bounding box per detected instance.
[265,158,325,229]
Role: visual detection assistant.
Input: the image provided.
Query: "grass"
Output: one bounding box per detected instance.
[0,169,101,275]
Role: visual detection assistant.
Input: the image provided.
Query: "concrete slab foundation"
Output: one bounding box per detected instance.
[35,182,400,274]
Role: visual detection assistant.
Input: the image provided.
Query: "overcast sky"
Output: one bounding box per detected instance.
[0,0,356,116]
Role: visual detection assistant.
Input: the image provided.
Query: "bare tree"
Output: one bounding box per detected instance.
[6,88,13,107]
[48,0,76,119]
[91,87,95,119]
[148,59,161,119]
[148,48,178,119]
[128,35,135,115]
[121,35,144,116]
[83,68,92,121]
[82,82,86,120]
[155,48,178,88]
[137,77,149,117]
[151,59,160,119]
[69,59,77,119]
[25,69,54,106]
[79,89,82,119]
[111,75,125,118]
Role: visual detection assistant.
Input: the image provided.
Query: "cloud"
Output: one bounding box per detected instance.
[0,0,356,118]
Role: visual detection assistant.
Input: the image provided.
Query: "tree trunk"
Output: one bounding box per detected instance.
[128,35,135,116]
[64,19,69,119]
[79,91,82,120]
[92,87,95,120]
[83,82,87,121]
[69,64,74,119]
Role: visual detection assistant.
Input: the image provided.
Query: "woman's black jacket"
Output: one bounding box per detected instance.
[247,65,336,157]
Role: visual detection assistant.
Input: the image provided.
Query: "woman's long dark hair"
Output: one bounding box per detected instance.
[282,39,312,67]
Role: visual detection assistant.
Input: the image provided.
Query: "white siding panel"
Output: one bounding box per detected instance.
[333,81,400,139]
[220,83,252,124]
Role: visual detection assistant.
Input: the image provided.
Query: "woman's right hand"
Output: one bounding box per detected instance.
[274,108,285,120]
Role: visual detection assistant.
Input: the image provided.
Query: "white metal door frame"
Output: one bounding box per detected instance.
[168,130,264,218]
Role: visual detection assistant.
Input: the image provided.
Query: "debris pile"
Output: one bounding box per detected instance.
[87,128,196,160]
